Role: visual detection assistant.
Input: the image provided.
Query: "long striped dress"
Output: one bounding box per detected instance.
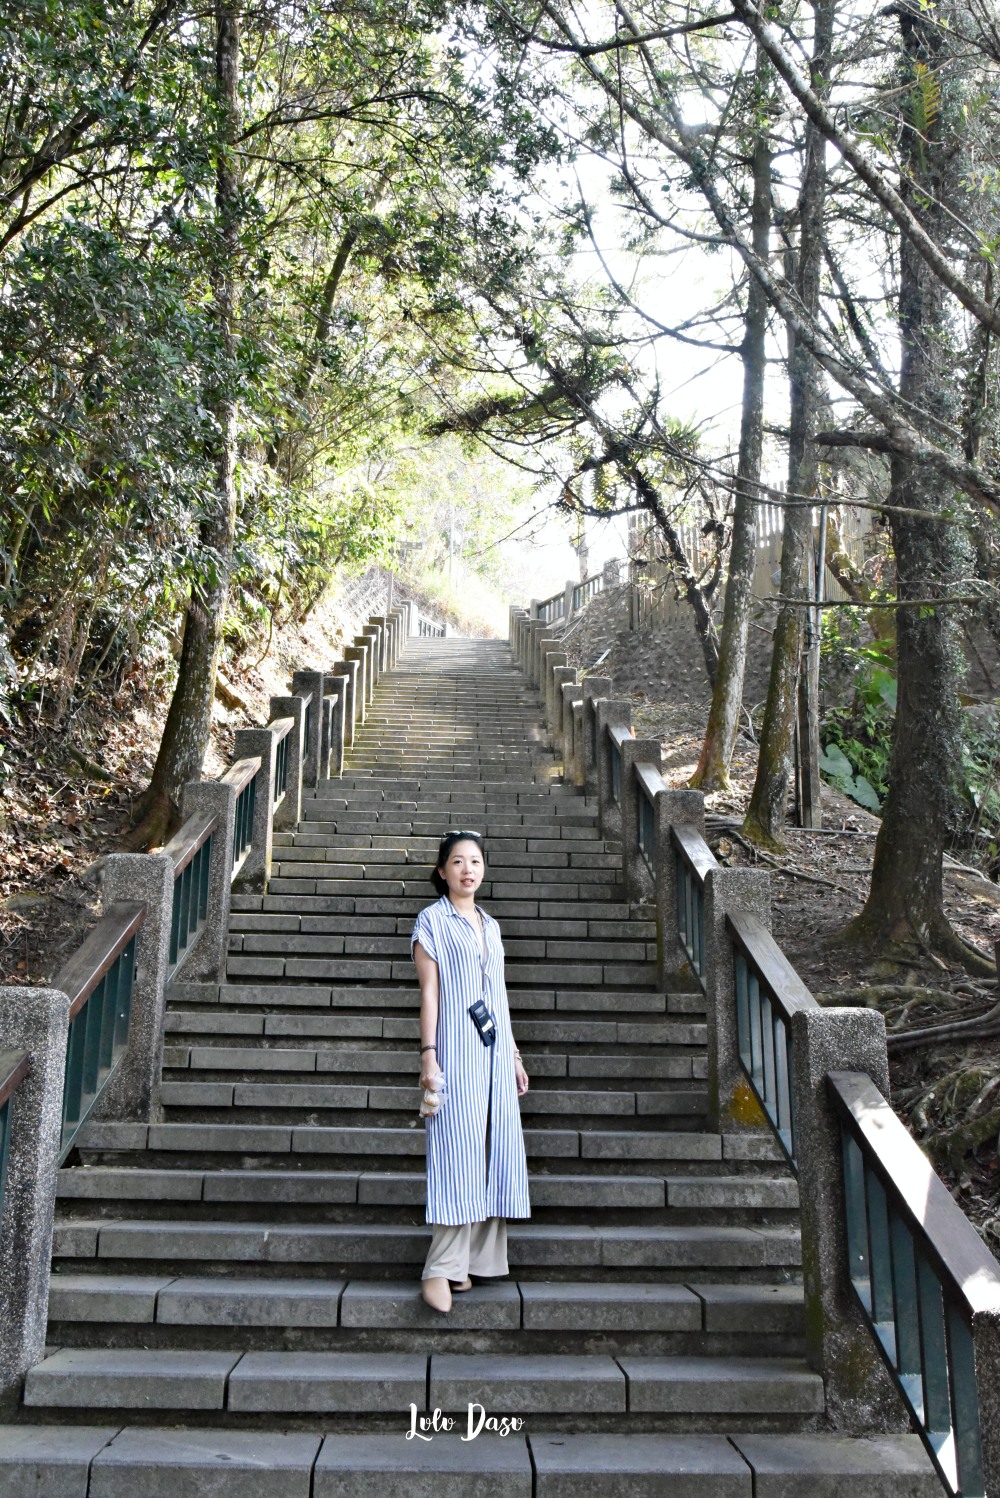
[410,895,531,1226]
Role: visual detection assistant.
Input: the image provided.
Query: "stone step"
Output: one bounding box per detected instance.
[0,1425,938,1497]
[156,1082,709,1120]
[47,1275,804,1337]
[226,934,654,963]
[164,982,694,1016]
[261,881,625,905]
[74,1121,783,1166]
[224,956,657,988]
[52,1219,801,1271]
[161,1046,701,1078]
[229,896,638,920]
[228,914,656,941]
[22,1348,825,1419]
[162,1011,708,1047]
[57,1169,796,1213]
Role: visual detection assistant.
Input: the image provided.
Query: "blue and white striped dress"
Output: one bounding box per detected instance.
[411,895,531,1226]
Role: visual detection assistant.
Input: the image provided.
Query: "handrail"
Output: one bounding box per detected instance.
[726,909,812,1167]
[221,756,261,875]
[162,812,219,979]
[220,755,261,797]
[55,902,146,1021]
[830,1070,1000,1497]
[162,811,218,878]
[635,762,663,872]
[269,715,294,744]
[54,901,145,1159]
[0,1050,28,1236]
[608,723,630,804]
[0,1051,30,1110]
[269,716,294,806]
[670,823,717,988]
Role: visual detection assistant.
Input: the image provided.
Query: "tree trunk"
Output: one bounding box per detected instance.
[743,0,831,850]
[851,4,987,969]
[692,67,770,790]
[135,1,242,846]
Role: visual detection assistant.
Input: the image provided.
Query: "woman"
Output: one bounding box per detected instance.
[411,831,531,1314]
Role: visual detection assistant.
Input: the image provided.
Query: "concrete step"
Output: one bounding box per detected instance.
[0,1425,941,1496]
[22,1348,824,1419]
[162,1012,707,1046]
[165,981,682,1015]
[47,1275,804,1338]
[73,1120,784,1167]
[56,1168,797,1213]
[52,1219,801,1272]
[224,955,656,988]
[160,1047,702,1079]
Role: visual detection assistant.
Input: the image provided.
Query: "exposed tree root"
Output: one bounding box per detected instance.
[121,789,179,852]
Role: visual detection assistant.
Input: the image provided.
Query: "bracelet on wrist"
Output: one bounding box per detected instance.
[420,1044,436,1054]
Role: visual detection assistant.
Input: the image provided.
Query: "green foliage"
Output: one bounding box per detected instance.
[818,626,897,811]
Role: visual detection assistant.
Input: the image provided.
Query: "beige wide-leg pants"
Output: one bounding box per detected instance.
[422,1217,508,1281]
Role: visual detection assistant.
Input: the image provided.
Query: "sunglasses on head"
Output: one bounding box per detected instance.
[446,829,482,838]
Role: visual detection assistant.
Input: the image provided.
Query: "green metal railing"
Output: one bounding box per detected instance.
[671,824,716,988]
[831,1071,1000,1498]
[0,1050,30,1229]
[162,813,218,980]
[222,757,260,876]
[637,766,657,872]
[538,592,565,624]
[55,902,145,1161]
[572,574,603,610]
[272,718,293,807]
[609,724,630,804]
[303,692,314,763]
[727,910,812,1167]
[417,614,445,637]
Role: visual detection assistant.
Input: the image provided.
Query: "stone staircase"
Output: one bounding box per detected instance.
[10,639,938,1494]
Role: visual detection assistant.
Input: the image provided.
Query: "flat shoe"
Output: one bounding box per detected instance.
[421,1276,452,1314]
[450,1277,473,1292]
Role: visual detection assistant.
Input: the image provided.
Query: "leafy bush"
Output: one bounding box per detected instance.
[819,646,896,811]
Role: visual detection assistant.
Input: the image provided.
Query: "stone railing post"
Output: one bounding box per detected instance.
[515,613,530,670]
[703,867,773,1132]
[176,776,236,984]
[344,645,368,724]
[595,699,634,839]
[331,659,358,747]
[362,623,382,683]
[525,622,546,685]
[563,579,576,620]
[544,651,568,729]
[791,1007,907,1431]
[581,676,613,795]
[291,670,324,789]
[560,681,583,772]
[369,616,390,673]
[0,989,70,1406]
[269,694,305,829]
[551,667,576,747]
[231,725,278,891]
[570,700,586,786]
[534,633,557,691]
[619,738,662,904]
[96,851,174,1120]
[539,640,563,709]
[653,789,706,989]
[353,636,375,702]
[390,607,407,663]
[324,674,348,778]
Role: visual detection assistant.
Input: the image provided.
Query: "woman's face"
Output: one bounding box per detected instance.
[439,839,485,898]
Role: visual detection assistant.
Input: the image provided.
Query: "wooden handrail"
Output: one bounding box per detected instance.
[635,762,666,803]
[0,1050,30,1110]
[268,715,294,743]
[53,902,146,1020]
[162,812,219,877]
[725,908,816,1019]
[219,756,261,796]
[670,822,718,885]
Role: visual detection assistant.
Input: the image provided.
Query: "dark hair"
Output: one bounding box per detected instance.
[431,831,486,896]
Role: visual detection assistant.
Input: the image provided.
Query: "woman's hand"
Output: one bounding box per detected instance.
[514,1056,529,1096]
[420,1057,444,1092]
